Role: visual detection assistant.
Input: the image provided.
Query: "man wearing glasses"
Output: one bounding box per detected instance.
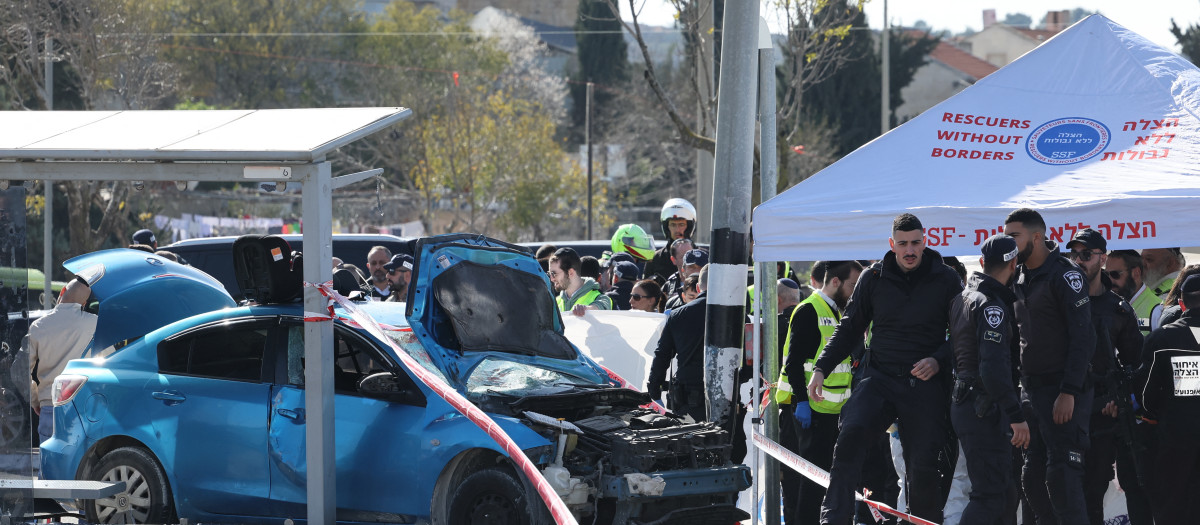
[1004,209,1095,525]
[1104,250,1144,303]
[383,254,414,303]
[548,247,612,316]
[1065,229,1146,525]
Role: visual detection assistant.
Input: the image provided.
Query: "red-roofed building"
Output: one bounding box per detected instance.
[962,12,1065,67]
[895,41,999,123]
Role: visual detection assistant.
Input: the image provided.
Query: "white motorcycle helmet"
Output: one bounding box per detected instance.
[659,198,697,240]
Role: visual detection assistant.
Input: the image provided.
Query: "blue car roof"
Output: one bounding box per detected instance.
[65,249,236,351]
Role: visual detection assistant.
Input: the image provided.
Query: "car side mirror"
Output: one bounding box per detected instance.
[359,372,423,406]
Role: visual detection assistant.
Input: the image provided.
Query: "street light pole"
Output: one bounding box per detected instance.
[881,0,890,135]
[586,81,594,240]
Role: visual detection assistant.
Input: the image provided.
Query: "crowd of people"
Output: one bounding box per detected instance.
[585,199,1194,525]
[32,199,1200,525]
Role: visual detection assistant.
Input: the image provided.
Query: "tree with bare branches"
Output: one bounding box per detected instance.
[1,0,179,264]
[608,0,862,157]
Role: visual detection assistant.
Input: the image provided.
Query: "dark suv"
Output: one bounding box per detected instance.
[160,234,411,300]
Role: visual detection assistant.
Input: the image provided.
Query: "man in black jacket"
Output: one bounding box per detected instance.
[1138,273,1200,525]
[950,234,1030,525]
[1065,228,1147,525]
[648,264,709,421]
[1004,208,1095,525]
[807,214,963,525]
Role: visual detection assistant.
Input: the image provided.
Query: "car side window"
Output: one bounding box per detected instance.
[281,325,390,395]
[158,320,270,381]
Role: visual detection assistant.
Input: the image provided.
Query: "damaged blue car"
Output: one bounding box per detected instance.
[40,234,750,524]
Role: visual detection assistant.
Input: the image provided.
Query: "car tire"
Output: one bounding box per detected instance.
[86,447,175,524]
[447,468,532,525]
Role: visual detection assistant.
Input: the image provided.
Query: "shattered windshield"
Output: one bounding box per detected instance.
[382,329,449,384]
[466,357,592,397]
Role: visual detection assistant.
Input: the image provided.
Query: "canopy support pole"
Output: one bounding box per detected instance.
[331,168,383,190]
[302,161,335,524]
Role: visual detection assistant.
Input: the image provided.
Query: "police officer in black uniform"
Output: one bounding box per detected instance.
[648,264,709,421]
[807,213,963,525]
[1003,208,1095,525]
[1138,273,1200,525]
[1064,229,1146,525]
[950,234,1031,525]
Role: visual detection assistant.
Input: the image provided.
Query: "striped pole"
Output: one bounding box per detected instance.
[704,0,759,427]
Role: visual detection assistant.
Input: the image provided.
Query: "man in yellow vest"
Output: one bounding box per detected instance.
[776,260,862,525]
[549,247,612,315]
[1132,247,1184,332]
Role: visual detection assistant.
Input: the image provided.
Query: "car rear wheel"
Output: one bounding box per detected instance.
[86,447,175,524]
[448,468,532,525]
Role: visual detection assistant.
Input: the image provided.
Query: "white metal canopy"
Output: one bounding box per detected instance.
[0,107,412,524]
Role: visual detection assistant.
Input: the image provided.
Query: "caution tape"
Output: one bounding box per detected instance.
[305,281,578,525]
[302,280,337,321]
[751,432,939,525]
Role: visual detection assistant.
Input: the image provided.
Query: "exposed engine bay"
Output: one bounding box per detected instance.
[482,387,751,524]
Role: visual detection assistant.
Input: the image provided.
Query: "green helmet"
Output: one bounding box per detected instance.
[611,224,656,261]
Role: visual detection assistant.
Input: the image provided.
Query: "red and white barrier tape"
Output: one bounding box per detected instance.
[304,281,578,525]
[751,432,939,525]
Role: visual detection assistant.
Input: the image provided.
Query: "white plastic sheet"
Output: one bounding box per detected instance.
[560,310,667,391]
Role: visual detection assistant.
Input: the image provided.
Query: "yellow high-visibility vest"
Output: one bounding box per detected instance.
[775,293,852,414]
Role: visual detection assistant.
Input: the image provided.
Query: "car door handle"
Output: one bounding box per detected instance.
[151,391,186,405]
[276,408,305,422]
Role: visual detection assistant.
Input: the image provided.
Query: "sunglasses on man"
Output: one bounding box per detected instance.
[1067,250,1103,262]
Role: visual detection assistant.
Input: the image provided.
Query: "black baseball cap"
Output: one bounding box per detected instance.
[1066,228,1107,252]
[383,254,414,272]
[683,249,709,267]
[132,229,156,246]
[981,234,1019,264]
[613,261,640,281]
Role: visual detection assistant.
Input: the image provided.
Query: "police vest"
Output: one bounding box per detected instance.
[557,289,602,311]
[775,293,853,413]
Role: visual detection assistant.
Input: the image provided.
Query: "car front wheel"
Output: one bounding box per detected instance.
[448,468,533,525]
[86,447,175,524]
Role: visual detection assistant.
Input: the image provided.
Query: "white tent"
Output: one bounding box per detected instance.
[753,15,1200,262]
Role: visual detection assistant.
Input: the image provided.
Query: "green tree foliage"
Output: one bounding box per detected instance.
[413,88,601,241]
[1003,13,1033,29]
[1172,15,1200,66]
[571,0,630,141]
[145,0,367,108]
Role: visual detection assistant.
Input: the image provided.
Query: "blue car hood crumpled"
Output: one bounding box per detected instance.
[65,249,236,352]
[406,234,609,387]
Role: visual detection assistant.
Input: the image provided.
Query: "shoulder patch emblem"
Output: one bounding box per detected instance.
[1064,270,1084,293]
[984,305,1005,328]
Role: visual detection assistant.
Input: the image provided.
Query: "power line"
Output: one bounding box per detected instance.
[102,29,686,38]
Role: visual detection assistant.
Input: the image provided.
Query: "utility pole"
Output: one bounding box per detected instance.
[586,81,594,240]
[704,0,759,429]
[756,16,781,525]
[695,0,715,244]
[881,0,890,135]
[43,33,53,309]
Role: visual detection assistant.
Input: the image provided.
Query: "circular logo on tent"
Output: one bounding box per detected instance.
[1026,118,1110,165]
